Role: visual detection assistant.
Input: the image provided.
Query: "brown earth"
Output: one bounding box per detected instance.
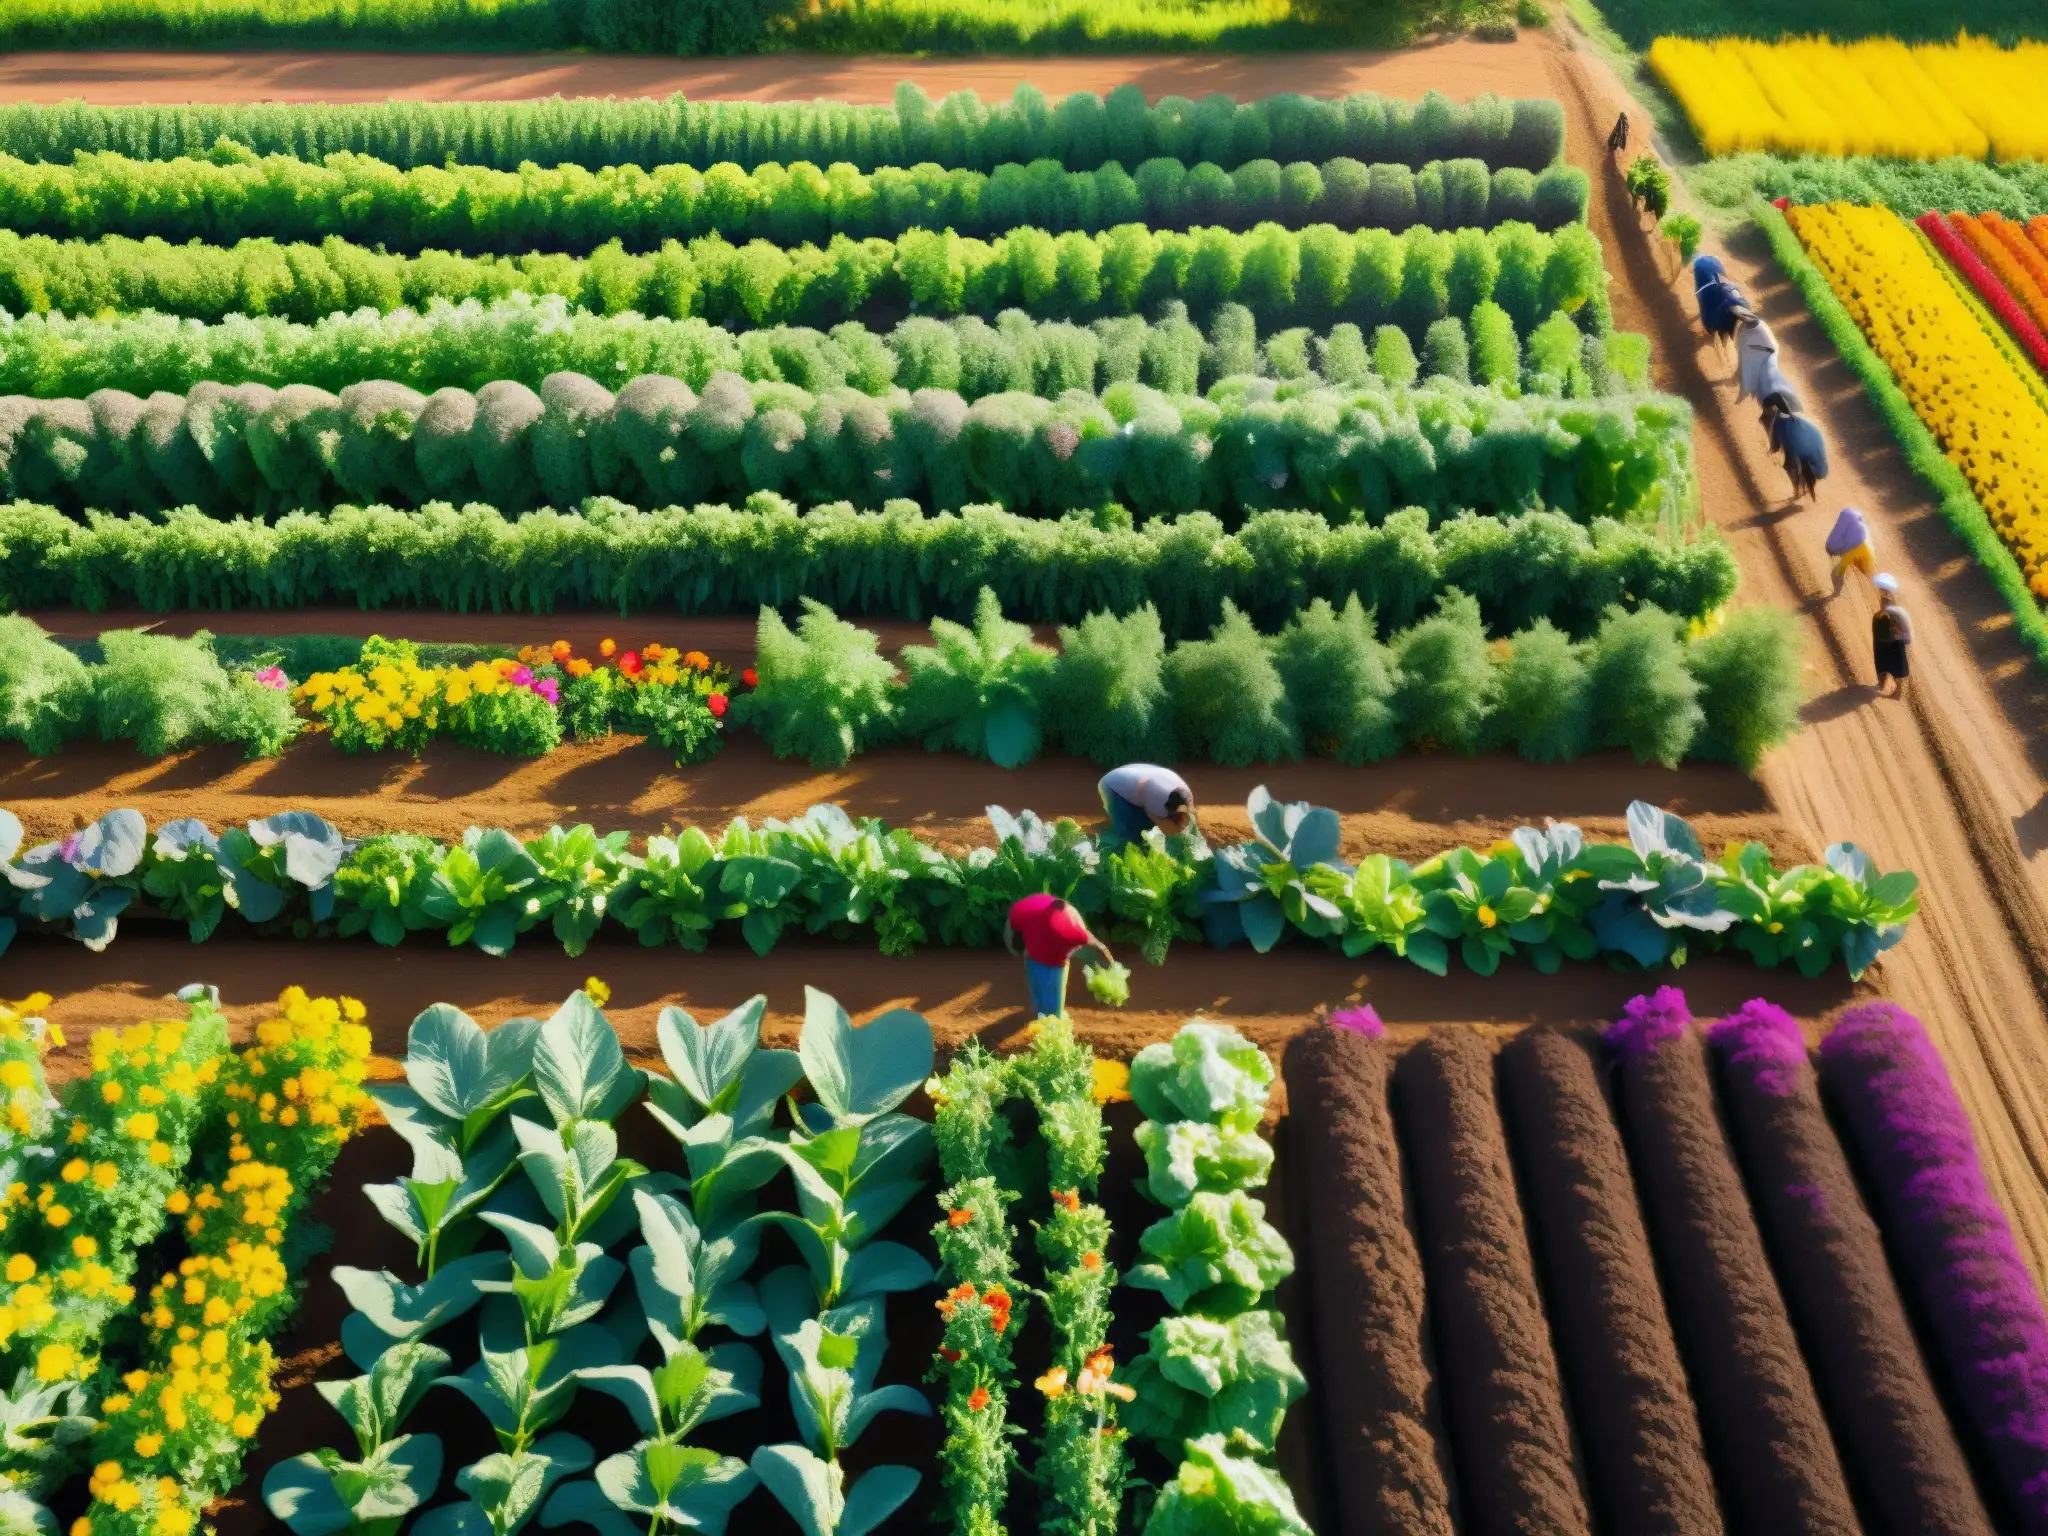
[9,17,2048,1293]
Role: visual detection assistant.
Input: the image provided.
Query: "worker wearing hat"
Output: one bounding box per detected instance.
[1871,573,1913,697]
[1825,506,1874,598]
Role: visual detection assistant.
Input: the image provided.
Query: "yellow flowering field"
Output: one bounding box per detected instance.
[1652,35,2048,162]
[1789,202,2048,600]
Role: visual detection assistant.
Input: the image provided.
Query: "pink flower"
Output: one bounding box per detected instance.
[1328,1005,1384,1038]
[252,665,290,691]
[535,678,560,704]
[509,665,534,687]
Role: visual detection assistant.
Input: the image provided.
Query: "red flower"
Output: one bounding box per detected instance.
[984,1286,1011,1335]
[619,650,642,676]
[938,1346,961,1362]
[741,667,758,688]
[707,693,728,717]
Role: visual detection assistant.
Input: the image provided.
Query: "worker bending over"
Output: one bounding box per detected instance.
[1098,763,1195,845]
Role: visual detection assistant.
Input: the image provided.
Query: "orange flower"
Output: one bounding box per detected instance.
[968,1387,990,1412]
[1081,1251,1102,1270]
[948,1207,973,1227]
[684,649,709,670]
[936,1282,976,1320]
[1052,1189,1080,1214]
[1035,1366,1069,1399]
[599,639,616,658]
[1076,1346,1135,1402]
[550,639,571,660]
[566,658,593,678]
[984,1286,1011,1335]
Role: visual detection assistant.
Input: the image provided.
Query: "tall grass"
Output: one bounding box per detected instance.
[1590,0,2046,49]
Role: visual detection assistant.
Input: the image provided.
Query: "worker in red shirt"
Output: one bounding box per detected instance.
[1006,892,1114,1019]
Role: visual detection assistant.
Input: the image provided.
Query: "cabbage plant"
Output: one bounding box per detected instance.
[263,1342,450,1535]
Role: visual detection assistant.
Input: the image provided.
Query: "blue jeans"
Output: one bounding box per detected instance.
[1026,957,1069,1019]
[1102,789,1152,846]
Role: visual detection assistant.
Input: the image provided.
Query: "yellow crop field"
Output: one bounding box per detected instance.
[1652,35,2048,163]
[1788,202,2048,599]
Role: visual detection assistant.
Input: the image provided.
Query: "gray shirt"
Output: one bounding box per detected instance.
[1099,764,1190,819]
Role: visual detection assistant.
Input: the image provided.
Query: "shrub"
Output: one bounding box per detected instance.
[1586,605,1702,766]
[1687,606,1803,770]
[1491,619,1591,761]
[92,629,298,758]
[1661,213,1703,264]
[897,586,1056,767]
[1044,604,1176,764]
[1469,301,1522,387]
[1393,589,1496,751]
[0,614,92,754]
[1271,595,1401,763]
[743,598,897,767]
[1372,326,1420,386]
[1164,600,1300,766]
[1421,317,1471,383]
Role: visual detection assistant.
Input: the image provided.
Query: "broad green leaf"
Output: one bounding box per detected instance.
[798,989,933,1126]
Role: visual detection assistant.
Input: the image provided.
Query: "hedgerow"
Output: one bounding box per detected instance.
[0,371,1688,524]
[0,149,1590,254]
[0,498,1739,637]
[0,87,1566,176]
[1694,155,2048,222]
[0,296,1632,402]
[0,219,1612,335]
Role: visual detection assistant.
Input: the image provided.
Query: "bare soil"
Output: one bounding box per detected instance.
[10,3,2048,1287]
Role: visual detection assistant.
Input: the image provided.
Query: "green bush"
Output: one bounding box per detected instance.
[91,629,298,758]
[1421,317,1471,383]
[1044,605,1176,765]
[1163,600,1301,765]
[1687,606,1804,770]
[1469,301,1522,387]
[1371,325,1420,386]
[1491,618,1590,761]
[0,219,1609,335]
[0,499,1736,638]
[1585,605,1702,767]
[446,685,563,757]
[0,370,1693,526]
[0,613,93,754]
[1271,595,1401,763]
[743,598,898,767]
[1692,156,2048,223]
[897,586,1056,767]
[1393,589,1496,752]
[0,148,1590,257]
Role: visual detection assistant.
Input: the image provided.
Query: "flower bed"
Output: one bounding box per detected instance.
[1787,201,2048,603]
[0,796,1921,980]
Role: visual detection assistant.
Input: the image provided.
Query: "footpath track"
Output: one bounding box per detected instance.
[10,28,2048,1279]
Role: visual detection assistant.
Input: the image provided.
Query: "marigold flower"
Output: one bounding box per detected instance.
[967,1387,990,1411]
[948,1207,974,1227]
[1036,1366,1069,1399]
[599,639,616,658]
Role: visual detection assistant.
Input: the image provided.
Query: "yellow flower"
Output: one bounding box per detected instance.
[36,1342,76,1381]
[583,977,611,1007]
[1477,904,1497,929]
[1090,1058,1131,1105]
[5,1254,33,1282]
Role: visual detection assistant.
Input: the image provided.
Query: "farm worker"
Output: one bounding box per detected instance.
[1693,256,1748,346]
[1734,313,1782,403]
[1872,573,1914,698]
[1098,763,1194,845]
[1825,507,1875,597]
[1763,400,1828,503]
[1006,894,1114,1020]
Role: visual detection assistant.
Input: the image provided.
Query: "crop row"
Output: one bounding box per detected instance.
[0,292,1630,404]
[1692,156,2048,223]
[1787,202,2048,604]
[0,985,373,1536]
[0,220,1612,333]
[0,371,1686,526]
[0,86,1566,177]
[1284,990,2036,1536]
[5,577,1795,774]
[0,496,1736,637]
[0,149,1590,255]
[0,796,1919,981]
[1650,35,2048,162]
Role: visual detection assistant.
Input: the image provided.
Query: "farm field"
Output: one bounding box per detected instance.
[8,13,2048,1536]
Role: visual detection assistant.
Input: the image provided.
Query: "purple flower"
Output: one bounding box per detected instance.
[1821,1001,2048,1532]
[1328,1005,1384,1039]
[510,665,534,687]
[1603,985,1691,1057]
[535,678,560,704]
[58,831,84,864]
[1707,998,1807,1099]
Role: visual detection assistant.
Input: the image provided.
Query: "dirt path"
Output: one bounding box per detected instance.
[1541,30,2048,1282]
[0,36,1550,107]
[8,26,2048,1281]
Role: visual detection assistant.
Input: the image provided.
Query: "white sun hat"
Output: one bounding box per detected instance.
[1873,572,1900,593]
